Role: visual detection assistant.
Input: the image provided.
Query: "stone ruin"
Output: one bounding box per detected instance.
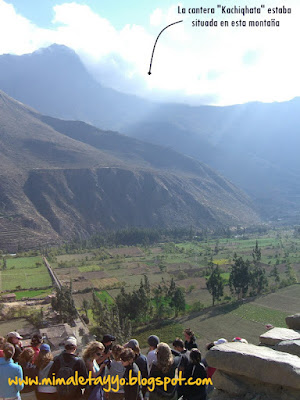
[206,314,300,400]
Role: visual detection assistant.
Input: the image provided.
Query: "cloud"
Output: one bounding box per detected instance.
[0,0,300,105]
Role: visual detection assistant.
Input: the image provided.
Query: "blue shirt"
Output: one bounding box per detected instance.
[0,357,24,398]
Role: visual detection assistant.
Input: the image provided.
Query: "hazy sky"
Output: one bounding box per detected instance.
[1,0,299,105]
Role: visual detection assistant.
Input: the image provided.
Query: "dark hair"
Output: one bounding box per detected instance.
[3,343,15,360]
[19,348,35,364]
[65,344,76,351]
[173,338,184,349]
[120,348,135,363]
[184,328,196,343]
[31,333,43,345]
[206,342,215,351]
[190,348,202,364]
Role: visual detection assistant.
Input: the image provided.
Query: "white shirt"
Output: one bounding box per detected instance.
[147,350,157,373]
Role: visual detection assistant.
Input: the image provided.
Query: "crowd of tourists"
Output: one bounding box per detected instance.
[0,327,248,400]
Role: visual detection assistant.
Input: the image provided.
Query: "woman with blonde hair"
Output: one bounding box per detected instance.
[83,341,106,400]
[18,347,38,396]
[35,344,57,400]
[149,343,181,400]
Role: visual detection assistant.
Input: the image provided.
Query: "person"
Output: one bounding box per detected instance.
[172,338,190,374]
[49,336,88,400]
[146,335,160,373]
[36,343,58,400]
[105,344,125,400]
[30,333,43,363]
[182,349,207,400]
[232,337,248,344]
[183,329,197,351]
[82,341,106,400]
[124,339,148,397]
[0,336,6,357]
[18,347,38,396]
[120,348,142,400]
[0,343,24,399]
[149,343,181,400]
[7,331,23,362]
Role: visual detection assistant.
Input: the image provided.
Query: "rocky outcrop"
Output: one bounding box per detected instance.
[259,327,300,346]
[275,340,300,357]
[206,342,300,400]
[286,314,300,330]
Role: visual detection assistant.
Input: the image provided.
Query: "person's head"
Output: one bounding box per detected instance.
[3,343,15,360]
[0,336,6,349]
[172,338,184,352]
[36,344,52,370]
[64,336,77,353]
[190,348,202,365]
[7,331,23,345]
[112,344,124,362]
[147,335,160,350]
[120,348,135,367]
[82,341,105,363]
[124,339,140,356]
[232,337,248,344]
[213,338,227,346]
[183,328,195,343]
[102,334,116,346]
[206,342,215,351]
[156,343,173,374]
[19,347,35,365]
[31,333,43,348]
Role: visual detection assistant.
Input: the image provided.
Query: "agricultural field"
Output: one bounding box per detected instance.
[0,256,52,291]
[177,284,300,352]
[1,228,300,350]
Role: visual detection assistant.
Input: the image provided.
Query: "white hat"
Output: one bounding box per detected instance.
[214,338,227,345]
[7,331,23,340]
[65,336,77,347]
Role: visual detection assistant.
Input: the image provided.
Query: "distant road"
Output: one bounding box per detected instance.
[43,257,62,290]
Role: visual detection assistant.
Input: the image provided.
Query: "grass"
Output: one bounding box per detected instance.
[95,290,114,305]
[134,322,184,349]
[0,256,51,291]
[231,303,289,328]
[14,289,52,300]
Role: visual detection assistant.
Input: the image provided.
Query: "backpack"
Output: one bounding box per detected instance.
[56,354,79,396]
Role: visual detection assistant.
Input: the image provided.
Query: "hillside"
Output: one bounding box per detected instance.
[1,45,299,219]
[0,91,260,251]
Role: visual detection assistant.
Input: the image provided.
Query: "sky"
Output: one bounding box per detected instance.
[0,0,299,106]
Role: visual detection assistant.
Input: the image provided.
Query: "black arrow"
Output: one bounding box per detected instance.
[148,20,183,75]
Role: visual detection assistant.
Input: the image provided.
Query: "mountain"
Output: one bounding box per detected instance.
[0,45,298,220]
[0,44,153,131]
[0,90,259,251]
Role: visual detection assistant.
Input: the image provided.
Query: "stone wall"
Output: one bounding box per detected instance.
[206,314,300,400]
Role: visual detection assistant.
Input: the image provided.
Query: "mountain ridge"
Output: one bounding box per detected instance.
[0,90,260,251]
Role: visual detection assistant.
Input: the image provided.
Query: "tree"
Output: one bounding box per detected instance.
[206,265,224,306]
[270,265,280,283]
[51,285,77,323]
[250,241,268,294]
[171,288,186,317]
[229,255,250,299]
[82,299,90,317]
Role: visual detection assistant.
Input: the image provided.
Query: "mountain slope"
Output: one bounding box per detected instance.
[0,90,259,251]
[0,45,298,219]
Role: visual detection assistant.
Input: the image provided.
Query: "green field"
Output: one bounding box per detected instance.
[1,229,300,353]
[14,288,52,300]
[0,256,52,291]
